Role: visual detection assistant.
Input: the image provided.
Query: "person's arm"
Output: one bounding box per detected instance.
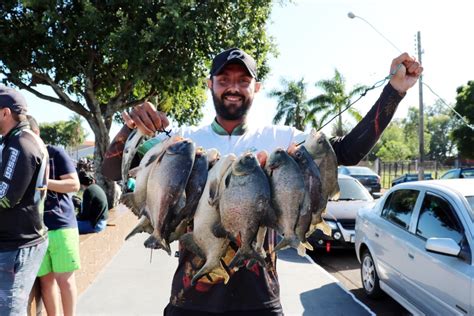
[0,135,43,209]
[47,147,80,193]
[101,102,170,181]
[331,53,422,166]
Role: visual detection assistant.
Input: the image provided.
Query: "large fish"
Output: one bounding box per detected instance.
[303,130,340,237]
[265,148,305,252]
[167,147,210,242]
[180,154,236,285]
[121,129,145,191]
[143,139,196,254]
[212,152,275,269]
[289,144,323,255]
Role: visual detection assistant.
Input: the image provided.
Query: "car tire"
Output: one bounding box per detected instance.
[361,249,383,299]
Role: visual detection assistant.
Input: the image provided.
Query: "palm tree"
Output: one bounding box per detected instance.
[269,78,311,131]
[308,69,367,136]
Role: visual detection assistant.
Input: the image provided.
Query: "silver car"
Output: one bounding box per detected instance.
[355,179,474,315]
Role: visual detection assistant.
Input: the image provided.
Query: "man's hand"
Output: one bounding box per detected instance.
[389,52,423,95]
[122,101,170,137]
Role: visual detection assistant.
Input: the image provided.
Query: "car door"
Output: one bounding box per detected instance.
[403,191,472,315]
[374,189,420,296]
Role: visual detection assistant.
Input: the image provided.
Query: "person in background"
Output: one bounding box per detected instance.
[0,86,49,315]
[27,115,81,316]
[76,170,109,234]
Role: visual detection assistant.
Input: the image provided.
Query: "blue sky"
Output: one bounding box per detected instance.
[23,0,474,140]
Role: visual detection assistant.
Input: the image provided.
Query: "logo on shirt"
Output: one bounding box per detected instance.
[4,148,19,180]
[0,181,9,199]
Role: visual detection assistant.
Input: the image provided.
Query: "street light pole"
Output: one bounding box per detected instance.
[416,31,425,180]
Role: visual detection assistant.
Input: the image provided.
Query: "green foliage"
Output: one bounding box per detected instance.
[452,81,474,159]
[308,69,367,136]
[426,101,457,161]
[268,78,311,131]
[39,114,86,148]
[401,107,431,158]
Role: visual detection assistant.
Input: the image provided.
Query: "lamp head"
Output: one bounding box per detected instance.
[347,12,356,19]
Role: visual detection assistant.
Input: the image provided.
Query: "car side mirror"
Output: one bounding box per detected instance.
[425,237,461,257]
[371,192,383,199]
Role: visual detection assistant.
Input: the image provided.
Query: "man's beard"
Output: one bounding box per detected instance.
[212,90,252,120]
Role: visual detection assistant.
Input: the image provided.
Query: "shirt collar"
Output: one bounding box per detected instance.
[211,118,248,136]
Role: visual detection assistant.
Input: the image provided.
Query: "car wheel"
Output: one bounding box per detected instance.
[361,249,383,298]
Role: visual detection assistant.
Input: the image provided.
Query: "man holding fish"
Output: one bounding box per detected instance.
[102,48,422,315]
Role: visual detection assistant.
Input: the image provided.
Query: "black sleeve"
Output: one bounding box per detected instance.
[77,187,92,221]
[0,135,40,209]
[331,83,404,166]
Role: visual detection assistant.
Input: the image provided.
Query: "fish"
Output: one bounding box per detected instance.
[120,135,182,218]
[121,129,145,191]
[303,130,340,237]
[265,148,305,252]
[167,147,210,242]
[289,144,324,255]
[143,139,196,254]
[212,152,275,269]
[180,154,236,285]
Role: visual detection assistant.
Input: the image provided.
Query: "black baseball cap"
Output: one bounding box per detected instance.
[210,48,257,79]
[0,86,28,115]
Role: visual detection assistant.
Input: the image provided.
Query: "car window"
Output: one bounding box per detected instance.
[461,169,474,178]
[416,192,463,243]
[338,178,373,201]
[441,170,457,179]
[346,167,376,176]
[381,189,419,230]
[465,196,474,218]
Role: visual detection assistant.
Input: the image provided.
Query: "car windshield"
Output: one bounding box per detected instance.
[336,178,373,201]
[462,169,474,178]
[346,167,376,176]
[465,196,474,219]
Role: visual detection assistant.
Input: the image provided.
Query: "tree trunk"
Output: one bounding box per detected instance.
[88,116,117,209]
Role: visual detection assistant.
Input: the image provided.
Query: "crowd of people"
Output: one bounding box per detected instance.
[0,86,109,315]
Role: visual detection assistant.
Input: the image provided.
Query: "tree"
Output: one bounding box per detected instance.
[269,78,312,131]
[451,81,474,159]
[402,107,431,160]
[0,1,276,203]
[372,122,412,161]
[40,115,87,149]
[425,101,457,162]
[308,69,367,137]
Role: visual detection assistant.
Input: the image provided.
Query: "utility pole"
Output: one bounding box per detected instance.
[416,31,424,180]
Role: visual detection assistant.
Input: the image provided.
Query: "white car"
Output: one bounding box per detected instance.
[355,179,474,315]
[308,174,375,251]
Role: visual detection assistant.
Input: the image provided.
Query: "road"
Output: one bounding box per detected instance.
[308,248,411,316]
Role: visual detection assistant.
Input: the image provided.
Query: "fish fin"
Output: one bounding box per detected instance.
[211,222,228,239]
[315,220,332,237]
[208,179,220,206]
[262,204,278,230]
[179,233,205,258]
[144,150,166,168]
[191,261,230,286]
[297,243,307,256]
[169,220,189,243]
[229,248,265,269]
[128,166,141,178]
[125,216,153,241]
[302,241,313,251]
[120,193,140,217]
[144,235,171,255]
[273,235,300,253]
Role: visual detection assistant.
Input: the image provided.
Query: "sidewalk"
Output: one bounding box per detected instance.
[77,234,373,316]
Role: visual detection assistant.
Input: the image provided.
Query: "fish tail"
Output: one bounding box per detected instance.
[229,247,265,269]
[144,235,171,256]
[191,261,230,286]
[273,235,300,253]
[125,216,153,241]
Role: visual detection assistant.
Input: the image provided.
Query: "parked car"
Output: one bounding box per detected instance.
[440,167,474,179]
[391,173,433,187]
[338,166,381,194]
[307,174,375,251]
[355,179,474,315]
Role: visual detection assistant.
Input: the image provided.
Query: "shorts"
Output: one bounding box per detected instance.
[38,228,81,276]
[163,304,284,316]
[0,240,48,315]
